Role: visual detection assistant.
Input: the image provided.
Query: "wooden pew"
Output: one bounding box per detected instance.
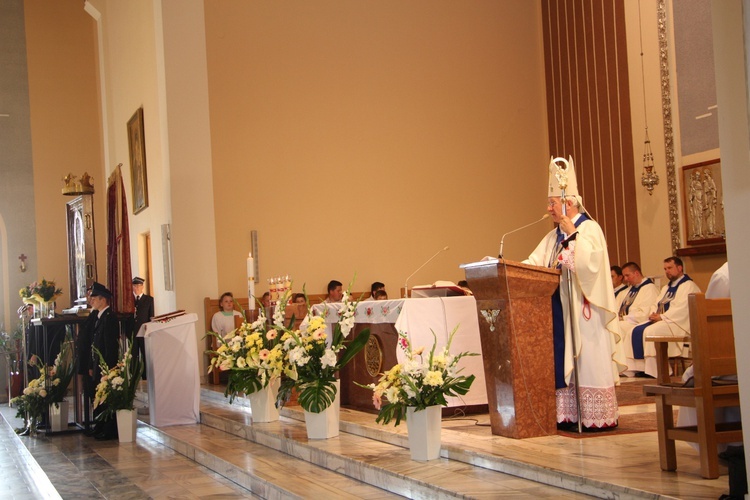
[643,293,742,478]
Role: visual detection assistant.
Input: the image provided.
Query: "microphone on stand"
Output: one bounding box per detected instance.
[404,246,449,298]
[498,214,550,258]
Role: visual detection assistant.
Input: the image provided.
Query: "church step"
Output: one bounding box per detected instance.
[136,418,402,499]
[139,386,659,498]
[195,394,607,499]
[199,385,671,500]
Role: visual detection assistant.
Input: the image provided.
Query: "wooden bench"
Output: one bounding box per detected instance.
[643,293,741,478]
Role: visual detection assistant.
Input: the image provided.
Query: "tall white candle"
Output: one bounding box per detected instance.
[247,251,256,310]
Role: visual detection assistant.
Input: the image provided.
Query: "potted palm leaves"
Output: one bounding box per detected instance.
[277,284,370,439]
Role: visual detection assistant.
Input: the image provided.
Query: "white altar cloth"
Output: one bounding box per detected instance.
[311,297,487,407]
[138,313,201,427]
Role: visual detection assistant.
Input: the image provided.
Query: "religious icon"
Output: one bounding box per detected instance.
[128,107,149,215]
[682,160,724,246]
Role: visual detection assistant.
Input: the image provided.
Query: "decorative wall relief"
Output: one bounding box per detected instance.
[682,160,724,246]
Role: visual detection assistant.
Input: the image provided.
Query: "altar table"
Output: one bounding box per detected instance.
[311,297,487,411]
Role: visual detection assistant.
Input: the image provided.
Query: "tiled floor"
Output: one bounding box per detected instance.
[0,404,258,499]
[0,378,735,499]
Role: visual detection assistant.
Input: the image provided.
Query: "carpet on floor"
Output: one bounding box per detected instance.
[615,378,655,406]
[556,378,689,438]
[556,411,673,438]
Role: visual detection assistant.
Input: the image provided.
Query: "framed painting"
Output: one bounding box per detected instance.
[681,159,724,246]
[127,107,149,214]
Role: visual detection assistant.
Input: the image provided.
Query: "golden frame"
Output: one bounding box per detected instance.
[127,107,149,214]
[681,159,724,246]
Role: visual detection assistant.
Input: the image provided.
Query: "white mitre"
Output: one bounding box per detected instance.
[548,156,588,215]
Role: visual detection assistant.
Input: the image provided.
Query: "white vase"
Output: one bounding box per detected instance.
[49,401,69,432]
[116,409,137,443]
[304,380,340,439]
[248,378,280,423]
[406,405,442,461]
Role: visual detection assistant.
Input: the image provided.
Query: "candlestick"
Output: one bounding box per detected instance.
[247,252,256,310]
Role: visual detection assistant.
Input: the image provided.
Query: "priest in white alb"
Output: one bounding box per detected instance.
[523,157,625,431]
[617,261,659,326]
[621,256,701,377]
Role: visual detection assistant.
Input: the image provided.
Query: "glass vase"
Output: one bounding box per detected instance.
[27,416,38,437]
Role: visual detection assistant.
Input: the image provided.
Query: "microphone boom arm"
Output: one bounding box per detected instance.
[404,246,449,298]
[498,214,550,258]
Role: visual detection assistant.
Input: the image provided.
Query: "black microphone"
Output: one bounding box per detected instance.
[404,246,449,297]
[498,214,550,258]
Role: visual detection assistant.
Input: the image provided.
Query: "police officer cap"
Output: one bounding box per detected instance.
[90,282,112,300]
[132,276,145,285]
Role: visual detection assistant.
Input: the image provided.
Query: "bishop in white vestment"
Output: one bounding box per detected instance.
[524,157,624,430]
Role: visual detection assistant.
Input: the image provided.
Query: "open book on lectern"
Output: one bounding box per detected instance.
[410,280,469,298]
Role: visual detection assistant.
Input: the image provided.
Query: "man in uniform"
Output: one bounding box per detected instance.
[622,256,701,377]
[131,276,154,379]
[88,282,121,440]
[523,157,624,431]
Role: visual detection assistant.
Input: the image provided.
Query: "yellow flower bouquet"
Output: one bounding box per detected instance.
[207,303,286,403]
[277,284,370,414]
[359,327,477,426]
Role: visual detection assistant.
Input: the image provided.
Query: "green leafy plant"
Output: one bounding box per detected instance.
[206,300,286,404]
[11,333,75,430]
[358,327,477,426]
[277,283,370,413]
[93,342,144,420]
[19,278,63,303]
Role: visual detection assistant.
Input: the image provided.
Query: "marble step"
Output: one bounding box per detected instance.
[195,390,616,499]
[136,417,401,499]
[199,386,670,500]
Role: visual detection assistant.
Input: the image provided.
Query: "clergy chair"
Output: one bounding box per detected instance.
[643,293,741,479]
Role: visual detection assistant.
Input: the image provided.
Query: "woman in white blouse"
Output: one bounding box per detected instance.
[211,292,243,336]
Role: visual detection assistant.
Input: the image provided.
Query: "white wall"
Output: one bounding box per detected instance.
[711,0,750,483]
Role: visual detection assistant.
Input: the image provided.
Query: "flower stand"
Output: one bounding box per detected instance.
[116,409,138,443]
[49,401,69,432]
[248,379,280,423]
[304,381,340,439]
[406,405,442,461]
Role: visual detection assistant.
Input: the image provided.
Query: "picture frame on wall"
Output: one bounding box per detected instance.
[681,159,724,247]
[127,107,149,215]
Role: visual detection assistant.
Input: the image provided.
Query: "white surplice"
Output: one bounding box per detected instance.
[622,277,701,376]
[524,214,624,428]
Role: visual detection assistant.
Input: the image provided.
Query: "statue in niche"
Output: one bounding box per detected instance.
[703,169,718,236]
[688,171,704,239]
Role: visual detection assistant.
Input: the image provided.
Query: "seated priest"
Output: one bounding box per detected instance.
[611,265,627,301]
[621,256,701,377]
[617,262,659,325]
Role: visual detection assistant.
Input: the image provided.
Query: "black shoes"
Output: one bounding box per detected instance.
[556,421,578,431]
